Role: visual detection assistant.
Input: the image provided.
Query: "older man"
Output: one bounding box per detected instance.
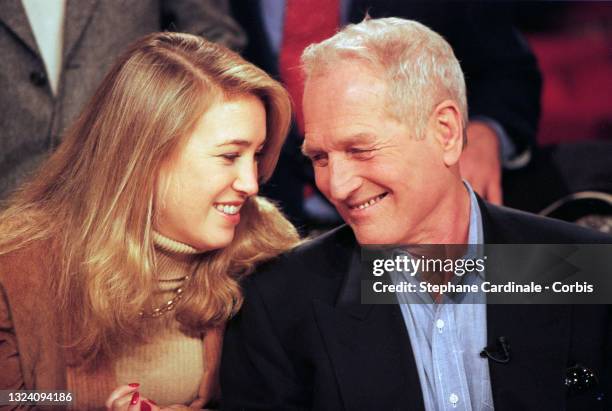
[221,18,611,411]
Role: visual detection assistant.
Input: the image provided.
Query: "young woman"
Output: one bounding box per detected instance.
[0,32,298,410]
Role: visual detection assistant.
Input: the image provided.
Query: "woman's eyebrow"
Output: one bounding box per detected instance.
[216,139,252,147]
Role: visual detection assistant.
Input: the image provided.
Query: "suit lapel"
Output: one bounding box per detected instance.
[63,0,99,61]
[0,0,100,62]
[480,196,571,409]
[0,0,39,55]
[313,247,425,410]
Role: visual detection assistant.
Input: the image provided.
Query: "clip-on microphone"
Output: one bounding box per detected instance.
[480,336,511,364]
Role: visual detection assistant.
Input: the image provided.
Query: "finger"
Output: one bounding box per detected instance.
[127,391,142,411]
[108,392,135,411]
[189,398,206,409]
[106,384,139,409]
[138,398,160,411]
[146,402,162,411]
[147,403,162,411]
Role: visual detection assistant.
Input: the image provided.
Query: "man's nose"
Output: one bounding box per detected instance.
[327,157,360,202]
[233,161,259,197]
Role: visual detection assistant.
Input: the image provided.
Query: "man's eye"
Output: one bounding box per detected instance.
[348,148,374,159]
[310,154,328,167]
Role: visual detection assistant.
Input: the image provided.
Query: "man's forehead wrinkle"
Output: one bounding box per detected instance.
[343,80,385,99]
[306,113,372,138]
[334,132,375,147]
[305,113,399,150]
[308,103,386,130]
[307,66,387,101]
[303,63,396,156]
[305,130,388,155]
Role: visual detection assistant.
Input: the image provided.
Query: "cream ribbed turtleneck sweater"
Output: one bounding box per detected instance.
[113,232,205,406]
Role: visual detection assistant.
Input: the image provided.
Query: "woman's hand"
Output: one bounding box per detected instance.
[105,384,202,411]
[105,384,158,411]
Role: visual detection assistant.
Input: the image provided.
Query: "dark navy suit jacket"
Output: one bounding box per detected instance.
[221,199,612,410]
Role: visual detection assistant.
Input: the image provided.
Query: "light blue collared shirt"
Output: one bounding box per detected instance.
[394,183,493,411]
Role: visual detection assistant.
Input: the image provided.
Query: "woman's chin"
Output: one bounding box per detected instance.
[191,232,235,252]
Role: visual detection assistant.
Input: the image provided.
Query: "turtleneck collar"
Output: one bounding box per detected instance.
[152,231,204,282]
[153,231,202,255]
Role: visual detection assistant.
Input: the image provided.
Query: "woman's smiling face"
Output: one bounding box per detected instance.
[154,94,266,251]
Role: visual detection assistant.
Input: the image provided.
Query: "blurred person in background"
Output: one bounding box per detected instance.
[0,32,298,410]
[502,1,612,232]
[0,0,245,198]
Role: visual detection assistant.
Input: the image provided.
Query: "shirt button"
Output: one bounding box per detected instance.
[29,70,47,87]
[449,393,459,407]
[436,319,445,332]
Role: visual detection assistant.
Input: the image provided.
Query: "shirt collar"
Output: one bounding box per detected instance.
[464,181,484,245]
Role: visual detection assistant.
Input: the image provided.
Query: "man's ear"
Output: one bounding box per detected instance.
[428,99,464,167]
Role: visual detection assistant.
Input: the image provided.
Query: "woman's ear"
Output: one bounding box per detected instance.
[428,99,464,167]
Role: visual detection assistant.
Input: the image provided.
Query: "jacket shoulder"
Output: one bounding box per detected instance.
[241,225,355,308]
[481,202,612,244]
[249,225,354,279]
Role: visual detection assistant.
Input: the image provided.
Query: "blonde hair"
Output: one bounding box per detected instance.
[301,17,468,139]
[0,32,298,366]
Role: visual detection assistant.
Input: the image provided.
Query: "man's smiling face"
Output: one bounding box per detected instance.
[302,62,454,245]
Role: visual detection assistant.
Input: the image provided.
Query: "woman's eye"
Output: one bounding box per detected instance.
[220,153,240,162]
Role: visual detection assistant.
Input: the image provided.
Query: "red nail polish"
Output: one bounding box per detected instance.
[128,383,140,388]
[130,391,140,405]
[141,401,152,411]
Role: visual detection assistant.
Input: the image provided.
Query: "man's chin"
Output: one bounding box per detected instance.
[352,226,400,246]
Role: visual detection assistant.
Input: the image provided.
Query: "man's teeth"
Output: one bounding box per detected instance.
[215,204,240,215]
[354,194,386,210]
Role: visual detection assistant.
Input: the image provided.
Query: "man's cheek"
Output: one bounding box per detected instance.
[314,172,330,196]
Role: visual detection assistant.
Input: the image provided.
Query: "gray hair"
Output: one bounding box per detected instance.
[301,17,467,139]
